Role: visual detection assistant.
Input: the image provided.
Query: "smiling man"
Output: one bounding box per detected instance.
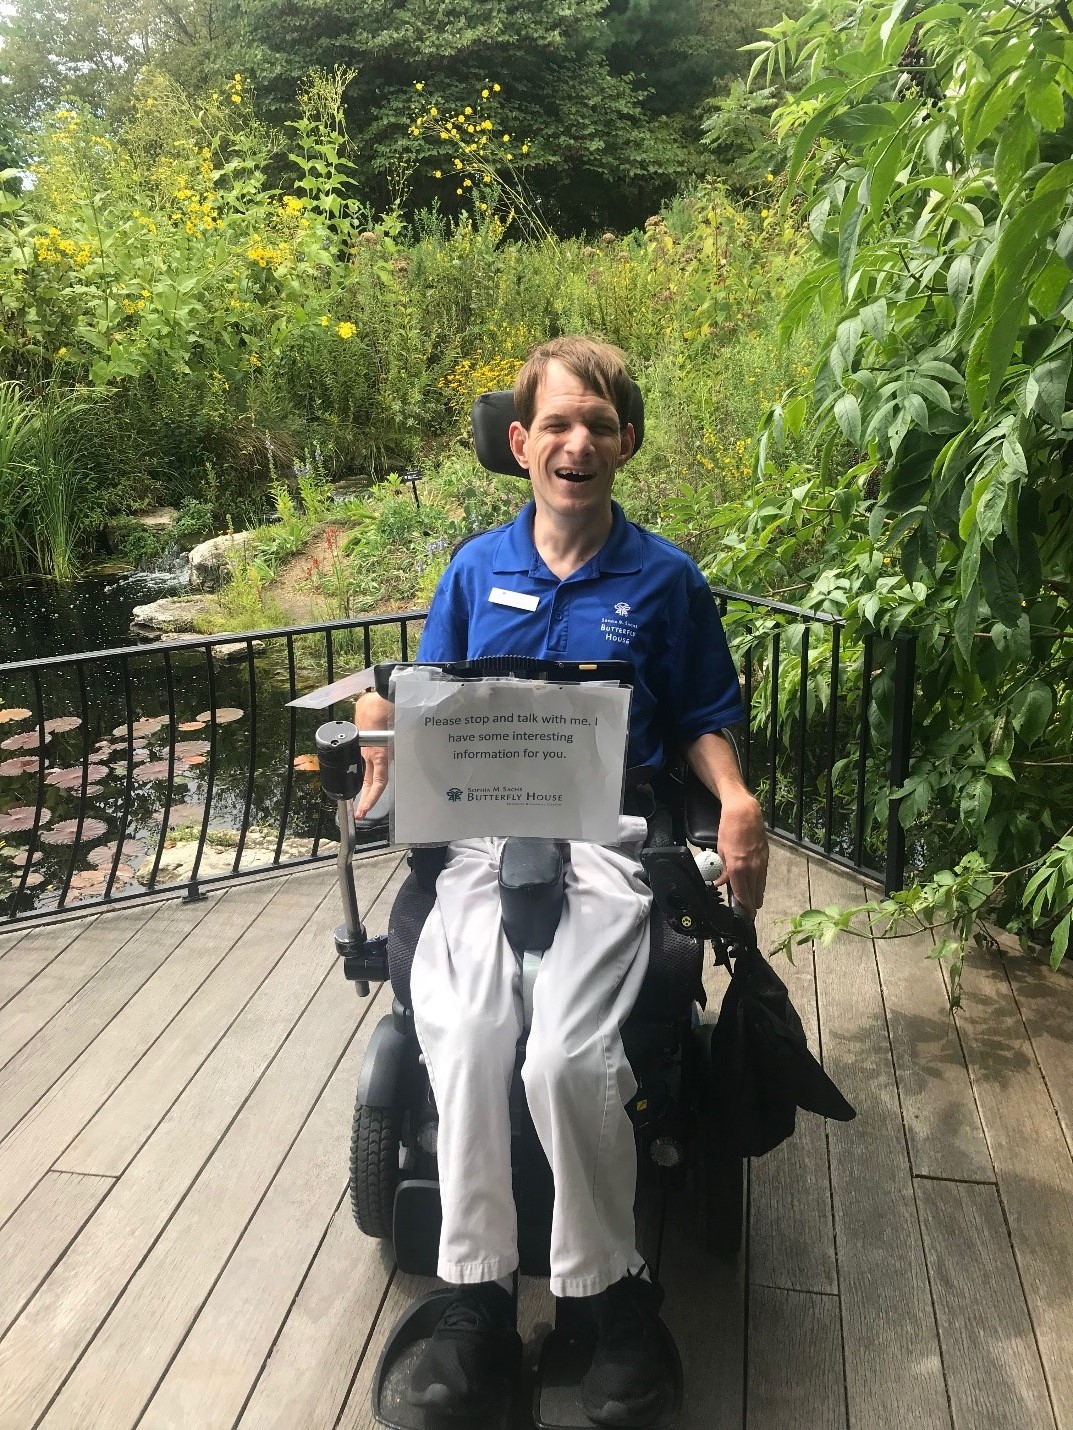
[354,337,767,1425]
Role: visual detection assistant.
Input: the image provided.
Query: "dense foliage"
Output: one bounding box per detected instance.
[0,0,792,231]
[709,0,1073,984]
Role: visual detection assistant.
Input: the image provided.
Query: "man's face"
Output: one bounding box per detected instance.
[508,360,634,524]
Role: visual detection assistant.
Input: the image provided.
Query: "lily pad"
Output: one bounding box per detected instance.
[0,806,50,835]
[88,839,147,867]
[43,716,82,734]
[39,816,108,846]
[174,740,211,757]
[184,754,207,767]
[166,803,206,828]
[133,760,190,783]
[0,709,32,725]
[178,720,207,732]
[0,757,40,777]
[1,731,50,752]
[196,706,244,724]
[9,850,43,868]
[44,765,109,790]
[292,753,319,772]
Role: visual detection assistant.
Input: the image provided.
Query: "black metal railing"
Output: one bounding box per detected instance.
[0,613,421,925]
[0,596,915,926]
[712,587,915,893]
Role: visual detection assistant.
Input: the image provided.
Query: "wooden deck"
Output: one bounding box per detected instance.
[0,842,1070,1430]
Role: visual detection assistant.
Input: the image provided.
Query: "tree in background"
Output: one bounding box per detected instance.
[0,0,241,127]
[0,0,781,230]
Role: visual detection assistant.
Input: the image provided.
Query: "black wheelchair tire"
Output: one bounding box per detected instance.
[691,1022,744,1260]
[350,1099,401,1240]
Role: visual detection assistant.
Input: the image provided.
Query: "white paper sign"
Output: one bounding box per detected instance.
[391,672,631,845]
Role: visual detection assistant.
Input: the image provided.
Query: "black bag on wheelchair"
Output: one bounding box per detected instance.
[708,940,855,1158]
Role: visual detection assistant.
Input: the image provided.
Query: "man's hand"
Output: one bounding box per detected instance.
[713,788,768,916]
[354,691,393,820]
[684,730,769,916]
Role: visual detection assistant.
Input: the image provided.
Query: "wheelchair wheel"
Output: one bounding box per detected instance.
[350,1099,401,1239]
[690,1023,744,1260]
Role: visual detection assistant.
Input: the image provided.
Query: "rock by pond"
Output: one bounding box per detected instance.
[188,532,257,592]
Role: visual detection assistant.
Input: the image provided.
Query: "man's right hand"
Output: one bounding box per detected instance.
[354,691,393,820]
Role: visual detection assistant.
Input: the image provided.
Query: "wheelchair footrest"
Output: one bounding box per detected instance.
[373,1290,515,1430]
[533,1301,682,1430]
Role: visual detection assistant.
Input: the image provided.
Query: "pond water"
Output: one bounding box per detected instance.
[0,564,399,919]
[1,562,190,663]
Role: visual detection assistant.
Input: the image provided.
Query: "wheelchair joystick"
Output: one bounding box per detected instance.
[315,720,391,995]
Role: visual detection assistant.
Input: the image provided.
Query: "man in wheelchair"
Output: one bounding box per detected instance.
[354,337,768,1426]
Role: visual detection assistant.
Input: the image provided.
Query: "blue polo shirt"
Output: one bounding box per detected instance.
[416,501,744,771]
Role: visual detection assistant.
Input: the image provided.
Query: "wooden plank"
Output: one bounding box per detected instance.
[137,981,395,1428]
[916,1179,1055,1430]
[954,947,1073,1426]
[659,1177,746,1430]
[874,926,992,1181]
[746,1285,846,1430]
[0,865,398,1430]
[0,905,154,1067]
[55,874,361,1176]
[235,1202,397,1430]
[0,895,213,1142]
[0,918,96,1009]
[809,859,950,1430]
[749,842,837,1294]
[38,965,374,1427]
[0,1172,113,1339]
[0,877,284,1229]
[1003,955,1073,1158]
[0,852,403,1424]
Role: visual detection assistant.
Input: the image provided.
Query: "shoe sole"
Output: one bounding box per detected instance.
[581,1386,667,1428]
[409,1381,495,1418]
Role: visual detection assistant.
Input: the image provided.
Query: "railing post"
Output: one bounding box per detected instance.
[884,631,917,895]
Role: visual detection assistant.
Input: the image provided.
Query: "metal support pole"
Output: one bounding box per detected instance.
[884,632,917,895]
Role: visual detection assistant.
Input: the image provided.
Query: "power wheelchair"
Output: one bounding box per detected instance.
[310,381,761,1430]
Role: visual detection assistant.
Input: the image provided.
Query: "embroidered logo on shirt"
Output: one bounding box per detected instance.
[600,601,639,646]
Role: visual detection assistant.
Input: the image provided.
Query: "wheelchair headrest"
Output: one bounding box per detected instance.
[471,384,646,479]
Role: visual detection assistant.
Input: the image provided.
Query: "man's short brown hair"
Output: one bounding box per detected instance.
[514,336,633,429]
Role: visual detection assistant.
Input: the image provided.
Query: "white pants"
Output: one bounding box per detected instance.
[410,816,652,1298]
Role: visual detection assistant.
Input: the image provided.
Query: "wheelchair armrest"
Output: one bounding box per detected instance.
[683,730,745,848]
[684,766,722,848]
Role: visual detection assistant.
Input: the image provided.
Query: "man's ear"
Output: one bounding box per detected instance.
[508,419,530,470]
[616,421,636,468]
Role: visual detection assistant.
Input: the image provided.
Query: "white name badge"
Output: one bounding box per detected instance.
[489,586,540,612]
[391,672,630,845]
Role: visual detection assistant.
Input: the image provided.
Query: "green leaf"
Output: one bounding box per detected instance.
[954,587,979,664]
[968,75,1021,153]
[868,131,905,222]
[1010,682,1053,745]
[859,298,888,341]
[984,756,1015,781]
[994,111,1038,203]
[1051,912,1071,970]
[834,391,862,445]
[1027,79,1066,133]
[827,104,901,144]
[947,254,972,312]
[980,539,1022,625]
[1025,350,1071,425]
[838,204,863,301]
[836,316,862,371]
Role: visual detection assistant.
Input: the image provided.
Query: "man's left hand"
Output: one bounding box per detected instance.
[715,789,768,917]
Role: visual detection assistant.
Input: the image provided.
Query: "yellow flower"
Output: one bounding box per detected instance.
[502,134,510,142]
[493,83,501,92]
[56,347,68,358]
[457,187,463,195]
[481,88,489,98]
[464,107,473,116]
[434,169,442,178]
[231,93,241,104]
[415,81,425,91]
[521,144,529,154]
[320,315,331,326]
[429,106,438,117]
[766,172,774,182]
[336,321,357,340]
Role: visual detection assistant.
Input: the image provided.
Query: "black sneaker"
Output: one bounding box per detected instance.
[409,1283,522,1417]
[580,1273,668,1427]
